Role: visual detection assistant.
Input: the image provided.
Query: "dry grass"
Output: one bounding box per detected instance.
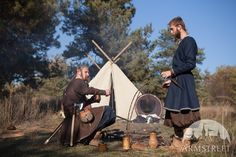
[0,113,176,157]
[201,103,236,142]
[0,91,60,132]
[199,103,236,156]
[0,97,236,156]
[200,103,235,120]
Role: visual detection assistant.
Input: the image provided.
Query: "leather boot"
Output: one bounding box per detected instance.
[169,136,183,151]
[182,139,191,150]
[89,131,102,146]
[169,136,191,152]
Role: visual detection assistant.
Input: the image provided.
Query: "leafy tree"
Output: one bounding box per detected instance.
[119,24,159,96]
[61,0,135,61]
[61,0,158,95]
[36,55,69,97]
[196,70,211,105]
[0,0,60,95]
[48,55,68,78]
[206,66,236,105]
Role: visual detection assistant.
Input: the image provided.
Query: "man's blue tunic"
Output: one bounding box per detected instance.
[164,36,200,112]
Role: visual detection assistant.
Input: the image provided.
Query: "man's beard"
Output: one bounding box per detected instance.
[86,77,91,82]
[83,76,90,83]
[174,30,181,41]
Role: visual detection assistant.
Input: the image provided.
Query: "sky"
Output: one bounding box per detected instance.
[48,0,236,74]
[130,0,236,73]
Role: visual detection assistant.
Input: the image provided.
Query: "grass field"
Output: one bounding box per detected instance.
[0,105,235,157]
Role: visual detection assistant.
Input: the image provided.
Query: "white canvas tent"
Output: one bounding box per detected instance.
[88,41,142,120]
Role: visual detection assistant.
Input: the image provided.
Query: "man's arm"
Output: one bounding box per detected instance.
[172,37,197,75]
[76,79,106,95]
[76,79,111,97]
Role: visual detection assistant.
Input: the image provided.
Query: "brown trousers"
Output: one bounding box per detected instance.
[164,110,200,138]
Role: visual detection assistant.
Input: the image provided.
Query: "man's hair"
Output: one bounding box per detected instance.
[168,16,187,32]
[76,65,89,80]
[77,65,89,71]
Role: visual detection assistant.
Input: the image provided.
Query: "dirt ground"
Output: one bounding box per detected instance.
[0,113,235,157]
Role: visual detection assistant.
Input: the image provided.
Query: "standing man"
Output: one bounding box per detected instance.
[161,17,200,149]
[60,65,116,146]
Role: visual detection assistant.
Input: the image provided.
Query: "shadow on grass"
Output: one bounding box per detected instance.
[0,131,173,157]
[1,119,235,157]
[0,132,97,157]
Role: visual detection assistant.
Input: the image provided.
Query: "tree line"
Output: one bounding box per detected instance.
[0,0,235,108]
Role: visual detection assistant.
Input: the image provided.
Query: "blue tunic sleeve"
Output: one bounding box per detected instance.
[172,37,197,75]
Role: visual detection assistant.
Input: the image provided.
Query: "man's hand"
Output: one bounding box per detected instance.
[94,95,101,102]
[105,89,111,96]
[161,70,172,79]
[162,79,171,88]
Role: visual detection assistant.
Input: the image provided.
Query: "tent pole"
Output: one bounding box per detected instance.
[116,115,131,122]
[92,40,113,63]
[85,53,101,69]
[110,72,115,113]
[113,41,132,62]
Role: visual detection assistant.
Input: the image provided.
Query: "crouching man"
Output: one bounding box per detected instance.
[59,65,116,146]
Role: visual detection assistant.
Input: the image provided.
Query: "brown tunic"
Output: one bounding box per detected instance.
[60,106,105,145]
[59,78,108,145]
[62,78,106,116]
